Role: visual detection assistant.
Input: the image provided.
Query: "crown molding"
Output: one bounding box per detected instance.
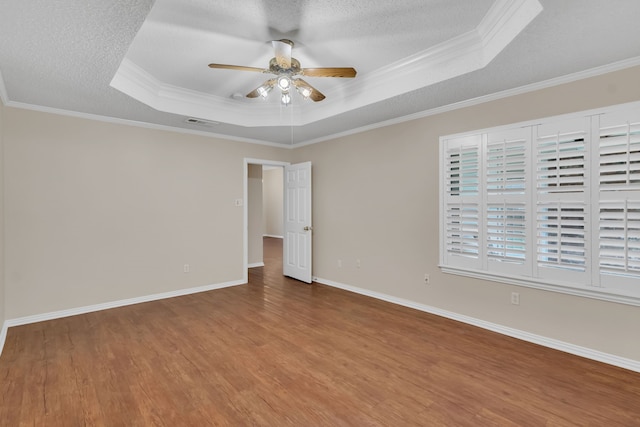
[2,99,291,147]
[296,56,640,147]
[110,58,301,127]
[479,0,544,62]
[5,55,639,149]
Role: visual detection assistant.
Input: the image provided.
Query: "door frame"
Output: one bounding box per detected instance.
[243,158,290,283]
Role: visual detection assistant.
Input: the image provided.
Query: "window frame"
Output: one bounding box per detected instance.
[439,101,640,307]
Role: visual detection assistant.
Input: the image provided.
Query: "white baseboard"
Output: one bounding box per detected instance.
[314,277,640,373]
[0,320,7,359]
[4,279,245,329]
[248,262,265,268]
[263,235,283,239]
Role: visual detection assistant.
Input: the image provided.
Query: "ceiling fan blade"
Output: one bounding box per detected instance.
[302,67,357,78]
[246,78,277,98]
[208,63,266,73]
[272,39,292,69]
[294,79,326,102]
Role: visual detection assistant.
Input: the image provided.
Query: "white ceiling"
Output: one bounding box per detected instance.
[1,1,640,147]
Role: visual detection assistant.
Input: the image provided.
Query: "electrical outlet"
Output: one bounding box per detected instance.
[184,264,190,273]
[511,292,520,305]
[424,273,430,284]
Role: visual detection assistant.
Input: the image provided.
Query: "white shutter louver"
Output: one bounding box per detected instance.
[599,120,640,191]
[536,203,587,272]
[537,129,587,194]
[599,200,640,275]
[446,145,479,197]
[487,203,526,263]
[445,203,480,258]
[487,136,526,195]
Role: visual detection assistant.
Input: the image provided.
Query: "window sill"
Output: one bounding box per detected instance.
[439,265,640,307]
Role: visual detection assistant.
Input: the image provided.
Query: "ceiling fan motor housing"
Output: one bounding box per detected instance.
[269,57,301,76]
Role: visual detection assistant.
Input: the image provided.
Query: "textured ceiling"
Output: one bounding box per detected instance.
[1,1,640,147]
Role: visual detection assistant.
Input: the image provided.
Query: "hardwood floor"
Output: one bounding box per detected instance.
[1,237,640,426]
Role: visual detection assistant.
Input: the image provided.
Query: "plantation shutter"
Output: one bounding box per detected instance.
[486,203,526,260]
[443,135,482,269]
[598,115,640,190]
[596,108,640,293]
[536,202,587,270]
[599,201,640,275]
[440,103,640,303]
[534,118,589,284]
[536,125,587,194]
[485,128,531,275]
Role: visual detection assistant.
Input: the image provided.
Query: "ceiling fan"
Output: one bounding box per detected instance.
[208,39,357,105]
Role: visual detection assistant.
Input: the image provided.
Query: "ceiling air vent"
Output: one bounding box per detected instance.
[185,117,219,127]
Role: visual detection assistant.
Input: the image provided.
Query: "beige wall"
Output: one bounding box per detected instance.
[0,101,5,326]
[3,65,640,363]
[4,108,290,318]
[247,164,263,265]
[292,66,640,362]
[263,167,283,238]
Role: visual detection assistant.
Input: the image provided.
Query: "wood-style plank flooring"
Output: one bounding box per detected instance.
[1,237,640,426]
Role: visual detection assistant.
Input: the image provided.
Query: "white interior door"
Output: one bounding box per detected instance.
[283,162,312,283]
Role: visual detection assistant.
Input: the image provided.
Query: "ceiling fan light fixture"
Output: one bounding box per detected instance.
[281,92,291,106]
[257,86,271,98]
[277,76,291,91]
[297,85,312,99]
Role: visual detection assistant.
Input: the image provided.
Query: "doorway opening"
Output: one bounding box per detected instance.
[243,159,288,283]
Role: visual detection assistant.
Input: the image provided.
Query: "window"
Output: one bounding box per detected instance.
[440,103,640,305]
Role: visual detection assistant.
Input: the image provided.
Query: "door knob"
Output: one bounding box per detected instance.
[304,226,313,231]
